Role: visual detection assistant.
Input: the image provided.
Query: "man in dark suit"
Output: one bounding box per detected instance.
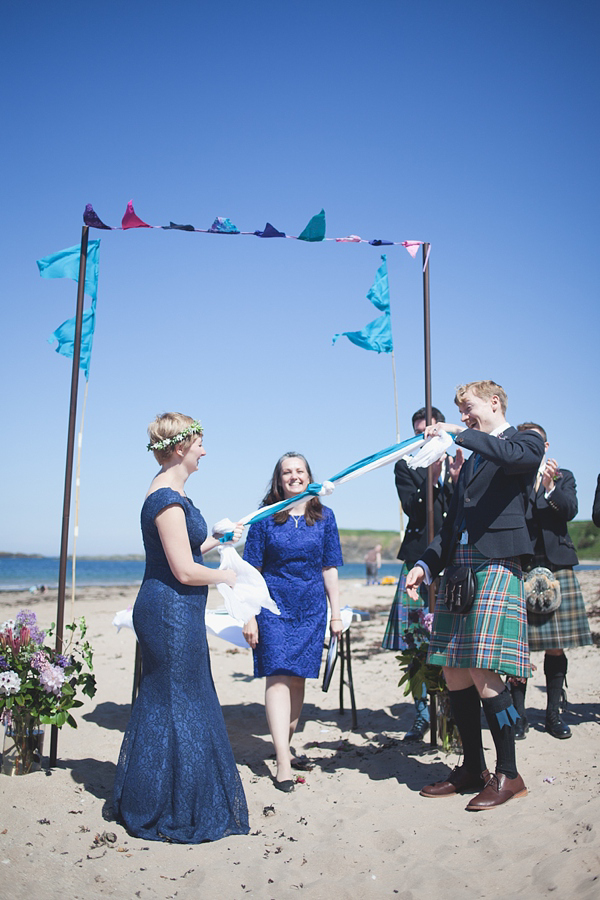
[383,406,463,741]
[407,380,544,811]
[510,423,593,740]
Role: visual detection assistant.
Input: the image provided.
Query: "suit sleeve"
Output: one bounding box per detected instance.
[455,428,544,473]
[394,459,425,520]
[543,469,578,522]
[593,475,600,527]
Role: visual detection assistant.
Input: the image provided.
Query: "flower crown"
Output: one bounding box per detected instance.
[147,420,203,452]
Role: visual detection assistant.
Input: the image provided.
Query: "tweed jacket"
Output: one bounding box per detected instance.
[394,458,455,566]
[421,426,545,580]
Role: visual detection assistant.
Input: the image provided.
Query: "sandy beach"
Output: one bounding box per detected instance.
[1,571,599,899]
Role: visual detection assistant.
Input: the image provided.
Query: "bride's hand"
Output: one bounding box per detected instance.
[218,568,237,589]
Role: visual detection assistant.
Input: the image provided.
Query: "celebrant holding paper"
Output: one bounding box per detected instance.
[243,453,344,792]
[113,413,249,843]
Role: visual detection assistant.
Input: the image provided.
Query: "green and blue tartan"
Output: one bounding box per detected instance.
[427,545,530,677]
[382,563,429,650]
[526,555,593,650]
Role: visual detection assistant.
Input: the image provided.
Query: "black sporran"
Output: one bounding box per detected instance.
[444,565,476,614]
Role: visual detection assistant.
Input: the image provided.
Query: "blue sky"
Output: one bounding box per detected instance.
[1,1,598,555]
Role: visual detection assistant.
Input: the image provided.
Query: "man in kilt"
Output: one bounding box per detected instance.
[382,406,463,742]
[406,380,544,811]
[509,423,593,740]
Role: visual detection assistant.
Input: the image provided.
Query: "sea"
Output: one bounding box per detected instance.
[0,557,408,591]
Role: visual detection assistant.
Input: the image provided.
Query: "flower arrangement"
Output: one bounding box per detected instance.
[396,608,460,752]
[0,610,96,729]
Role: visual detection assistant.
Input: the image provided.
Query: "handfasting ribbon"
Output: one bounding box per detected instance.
[216,432,453,542]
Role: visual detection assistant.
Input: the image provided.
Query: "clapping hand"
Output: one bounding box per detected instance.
[542,458,560,492]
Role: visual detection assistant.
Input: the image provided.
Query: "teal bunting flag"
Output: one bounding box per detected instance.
[37,240,100,300]
[332,254,393,353]
[297,209,326,242]
[48,301,96,380]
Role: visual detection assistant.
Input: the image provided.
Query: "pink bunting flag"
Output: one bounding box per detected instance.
[122,200,152,229]
[401,241,422,258]
[335,235,363,243]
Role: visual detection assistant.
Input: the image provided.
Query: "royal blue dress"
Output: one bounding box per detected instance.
[113,488,249,843]
[243,506,343,678]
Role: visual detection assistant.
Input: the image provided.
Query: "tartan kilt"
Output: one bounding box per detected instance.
[525,557,593,650]
[427,545,530,677]
[382,563,428,650]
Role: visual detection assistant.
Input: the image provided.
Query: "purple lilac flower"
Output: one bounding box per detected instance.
[56,654,71,668]
[31,651,50,672]
[419,610,434,633]
[0,654,7,670]
[15,610,46,645]
[38,664,65,696]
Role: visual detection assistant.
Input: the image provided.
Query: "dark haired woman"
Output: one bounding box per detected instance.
[113,413,249,843]
[243,453,343,791]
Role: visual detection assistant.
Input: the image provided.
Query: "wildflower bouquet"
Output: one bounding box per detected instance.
[396,609,445,700]
[0,610,96,728]
[396,608,460,752]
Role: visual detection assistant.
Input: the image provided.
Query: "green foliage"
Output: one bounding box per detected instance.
[569,520,600,559]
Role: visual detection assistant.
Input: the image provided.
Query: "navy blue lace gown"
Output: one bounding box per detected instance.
[113,488,249,843]
[243,507,343,677]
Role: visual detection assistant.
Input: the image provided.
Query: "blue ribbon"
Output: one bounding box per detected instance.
[219,434,425,542]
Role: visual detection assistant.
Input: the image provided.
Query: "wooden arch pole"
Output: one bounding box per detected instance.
[49,225,89,768]
[421,242,438,746]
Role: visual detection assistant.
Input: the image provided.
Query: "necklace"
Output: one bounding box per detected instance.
[290,513,303,528]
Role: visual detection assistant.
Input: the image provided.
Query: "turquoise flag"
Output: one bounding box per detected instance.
[37,240,100,300]
[332,255,393,353]
[48,301,96,380]
[366,254,390,311]
[298,209,326,242]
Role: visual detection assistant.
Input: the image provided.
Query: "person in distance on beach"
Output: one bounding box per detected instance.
[406,381,544,811]
[382,406,463,742]
[113,413,249,843]
[508,423,593,741]
[242,453,343,792]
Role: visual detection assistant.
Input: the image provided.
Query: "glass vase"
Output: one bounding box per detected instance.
[2,712,45,775]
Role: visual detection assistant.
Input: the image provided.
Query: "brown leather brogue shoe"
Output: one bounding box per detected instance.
[420,764,485,798]
[465,770,527,811]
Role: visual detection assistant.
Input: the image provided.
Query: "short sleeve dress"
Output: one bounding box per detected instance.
[243,506,343,678]
[113,487,249,843]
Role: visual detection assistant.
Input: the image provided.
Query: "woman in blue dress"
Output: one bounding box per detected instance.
[242,453,343,792]
[113,413,249,843]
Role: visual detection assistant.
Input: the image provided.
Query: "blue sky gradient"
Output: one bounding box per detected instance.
[1,1,598,554]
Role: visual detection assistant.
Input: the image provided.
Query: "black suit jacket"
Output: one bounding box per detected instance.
[394,458,455,566]
[525,468,579,567]
[593,474,600,528]
[421,426,545,580]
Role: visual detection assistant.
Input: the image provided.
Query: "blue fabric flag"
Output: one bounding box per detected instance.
[48,301,96,380]
[37,240,100,300]
[366,254,390,311]
[332,254,393,353]
[297,209,326,242]
[332,312,393,353]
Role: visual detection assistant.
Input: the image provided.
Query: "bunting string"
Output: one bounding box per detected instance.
[83,202,424,256]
